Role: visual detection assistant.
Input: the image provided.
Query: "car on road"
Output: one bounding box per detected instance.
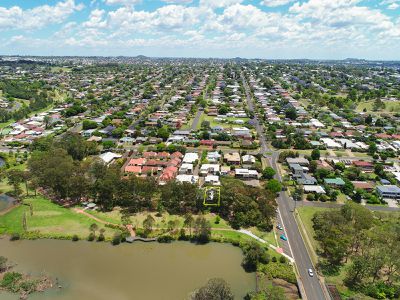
[308,268,314,277]
[280,234,287,241]
[276,224,283,230]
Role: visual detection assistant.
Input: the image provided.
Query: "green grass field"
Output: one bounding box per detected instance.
[296,206,330,254]
[356,100,400,114]
[195,113,250,130]
[0,196,118,239]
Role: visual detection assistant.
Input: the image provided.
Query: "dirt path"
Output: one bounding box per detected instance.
[73,208,115,226]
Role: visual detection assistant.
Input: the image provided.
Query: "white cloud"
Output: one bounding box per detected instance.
[388,3,399,9]
[261,0,294,7]
[162,0,193,3]
[104,0,141,6]
[200,0,243,9]
[84,9,107,28]
[0,0,84,31]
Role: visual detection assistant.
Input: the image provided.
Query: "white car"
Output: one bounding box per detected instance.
[308,268,314,277]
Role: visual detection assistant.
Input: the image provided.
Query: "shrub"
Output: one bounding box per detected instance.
[87,232,95,241]
[111,233,121,246]
[158,235,174,243]
[272,256,277,263]
[259,262,297,284]
[9,233,20,241]
[215,215,221,224]
[97,233,105,242]
[279,256,286,263]
[1,272,23,291]
[72,234,79,242]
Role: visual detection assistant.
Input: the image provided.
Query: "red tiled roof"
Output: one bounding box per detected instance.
[142,166,158,174]
[353,160,373,167]
[125,165,142,173]
[329,132,343,137]
[375,133,392,139]
[143,151,157,158]
[171,151,183,158]
[128,158,146,166]
[145,159,168,167]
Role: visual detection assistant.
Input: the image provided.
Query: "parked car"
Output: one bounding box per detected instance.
[280,234,287,241]
[276,224,283,230]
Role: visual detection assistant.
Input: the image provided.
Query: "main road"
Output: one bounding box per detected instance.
[241,72,328,300]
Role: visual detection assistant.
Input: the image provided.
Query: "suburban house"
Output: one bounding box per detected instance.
[207,151,221,163]
[286,157,309,166]
[351,181,375,192]
[303,185,326,194]
[200,164,220,176]
[376,185,400,199]
[235,168,258,179]
[179,163,194,174]
[224,152,241,165]
[289,163,305,178]
[183,152,199,164]
[352,160,374,172]
[99,152,121,165]
[324,178,346,187]
[297,174,318,185]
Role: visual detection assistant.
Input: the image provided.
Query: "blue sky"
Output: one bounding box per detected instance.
[0,0,399,59]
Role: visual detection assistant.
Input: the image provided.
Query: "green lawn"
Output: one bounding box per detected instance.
[196,113,250,130]
[356,100,400,114]
[296,206,331,253]
[211,229,254,242]
[249,227,277,246]
[0,196,118,239]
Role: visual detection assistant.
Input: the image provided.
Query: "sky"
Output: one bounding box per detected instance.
[0,0,399,59]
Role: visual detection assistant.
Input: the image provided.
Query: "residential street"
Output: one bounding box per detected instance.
[242,73,328,300]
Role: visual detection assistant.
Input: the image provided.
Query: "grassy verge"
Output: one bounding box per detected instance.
[0,196,118,239]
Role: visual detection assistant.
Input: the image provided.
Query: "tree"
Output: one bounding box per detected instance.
[82,119,98,130]
[193,216,211,243]
[262,167,276,179]
[157,126,170,141]
[285,107,297,120]
[89,223,99,236]
[6,169,24,196]
[311,149,320,160]
[43,115,51,129]
[191,278,234,300]
[265,179,282,194]
[184,213,194,237]
[242,242,269,272]
[143,214,155,235]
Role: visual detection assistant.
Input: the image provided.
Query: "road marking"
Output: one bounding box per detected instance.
[277,206,294,259]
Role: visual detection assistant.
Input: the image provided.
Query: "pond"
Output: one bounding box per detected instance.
[0,239,256,300]
[0,194,16,213]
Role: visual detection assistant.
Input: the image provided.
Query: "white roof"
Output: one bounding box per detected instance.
[235,168,258,175]
[183,152,199,163]
[200,164,220,172]
[176,174,198,184]
[304,185,326,194]
[99,152,122,164]
[310,118,325,128]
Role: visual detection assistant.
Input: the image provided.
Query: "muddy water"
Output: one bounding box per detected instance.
[0,238,255,300]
